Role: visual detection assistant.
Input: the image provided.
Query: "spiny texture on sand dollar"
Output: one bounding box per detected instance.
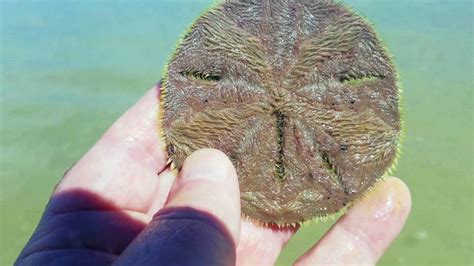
[161,0,400,225]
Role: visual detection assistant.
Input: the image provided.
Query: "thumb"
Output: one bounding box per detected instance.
[115,148,241,266]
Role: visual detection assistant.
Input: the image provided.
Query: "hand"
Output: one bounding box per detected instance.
[16,86,411,265]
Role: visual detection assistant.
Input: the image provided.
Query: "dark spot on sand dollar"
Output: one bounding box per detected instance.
[161,0,400,225]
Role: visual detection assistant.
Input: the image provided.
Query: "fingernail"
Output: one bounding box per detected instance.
[180,148,234,183]
[365,178,411,222]
[164,148,241,243]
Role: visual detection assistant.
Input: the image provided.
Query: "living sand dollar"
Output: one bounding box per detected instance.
[160,0,400,225]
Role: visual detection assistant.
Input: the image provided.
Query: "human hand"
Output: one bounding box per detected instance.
[16,86,411,265]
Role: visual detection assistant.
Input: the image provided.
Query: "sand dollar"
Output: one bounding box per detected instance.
[161,0,400,225]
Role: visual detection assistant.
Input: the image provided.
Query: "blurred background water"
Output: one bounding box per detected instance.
[0,0,472,265]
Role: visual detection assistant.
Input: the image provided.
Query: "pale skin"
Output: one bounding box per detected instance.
[16,86,411,265]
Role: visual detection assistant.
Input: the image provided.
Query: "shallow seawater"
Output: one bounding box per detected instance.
[0,0,472,265]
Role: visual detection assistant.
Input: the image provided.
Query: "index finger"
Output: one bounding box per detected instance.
[53,86,168,213]
[295,177,411,265]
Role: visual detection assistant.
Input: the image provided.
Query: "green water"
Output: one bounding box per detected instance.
[0,1,472,265]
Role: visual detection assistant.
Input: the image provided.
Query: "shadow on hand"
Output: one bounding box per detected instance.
[16,189,147,265]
